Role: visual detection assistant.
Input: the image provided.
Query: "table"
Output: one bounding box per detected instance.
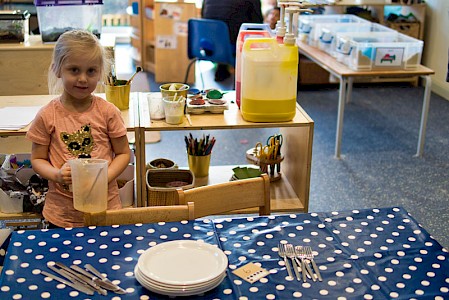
[0,206,447,299]
[297,41,435,159]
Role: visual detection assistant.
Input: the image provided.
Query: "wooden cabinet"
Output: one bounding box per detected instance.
[299,1,426,85]
[129,0,198,83]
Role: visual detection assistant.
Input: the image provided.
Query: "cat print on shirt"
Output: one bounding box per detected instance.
[60,124,94,158]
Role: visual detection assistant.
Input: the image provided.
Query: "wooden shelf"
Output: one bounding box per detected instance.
[137,92,314,212]
[129,0,198,82]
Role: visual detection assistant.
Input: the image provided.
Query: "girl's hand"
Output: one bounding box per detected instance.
[57,163,72,185]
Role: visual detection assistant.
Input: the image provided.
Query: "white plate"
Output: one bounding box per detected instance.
[135,265,224,289]
[137,240,228,286]
[135,266,226,292]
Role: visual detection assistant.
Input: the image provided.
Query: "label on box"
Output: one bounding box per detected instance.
[232,262,269,283]
[375,47,404,67]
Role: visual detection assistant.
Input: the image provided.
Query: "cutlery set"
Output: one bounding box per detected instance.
[278,243,322,282]
[41,262,126,295]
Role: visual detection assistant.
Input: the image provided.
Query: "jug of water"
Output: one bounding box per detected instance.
[69,158,108,213]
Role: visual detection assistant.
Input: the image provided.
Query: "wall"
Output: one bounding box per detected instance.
[422,0,449,101]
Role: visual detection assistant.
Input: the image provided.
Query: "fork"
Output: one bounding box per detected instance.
[285,244,301,281]
[295,245,316,282]
[304,246,322,281]
[278,243,293,278]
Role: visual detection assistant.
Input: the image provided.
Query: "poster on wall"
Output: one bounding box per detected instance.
[174,22,188,36]
[159,3,183,20]
[156,35,177,49]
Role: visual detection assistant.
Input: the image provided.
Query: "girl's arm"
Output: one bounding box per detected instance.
[108,135,131,183]
[31,142,71,184]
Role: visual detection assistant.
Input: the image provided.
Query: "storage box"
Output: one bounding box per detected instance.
[318,22,394,57]
[117,165,134,207]
[34,0,103,43]
[0,10,30,43]
[298,14,371,47]
[146,169,194,206]
[335,31,423,71]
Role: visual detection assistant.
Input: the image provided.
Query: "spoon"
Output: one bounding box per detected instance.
[126,66,142,85]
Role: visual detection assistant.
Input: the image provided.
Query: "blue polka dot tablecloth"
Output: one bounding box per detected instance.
[0,206,448,299]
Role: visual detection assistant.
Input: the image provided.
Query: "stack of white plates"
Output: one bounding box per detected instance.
[135,240,228,297]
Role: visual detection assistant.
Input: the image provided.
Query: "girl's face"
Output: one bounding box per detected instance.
[59,53,102,101]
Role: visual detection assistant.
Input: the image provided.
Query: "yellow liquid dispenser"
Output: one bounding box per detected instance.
[241,37,298,122]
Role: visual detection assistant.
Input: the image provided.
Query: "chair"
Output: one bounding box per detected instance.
[84,202,195,226]
[184,18,236,87]
[176,174,270,218]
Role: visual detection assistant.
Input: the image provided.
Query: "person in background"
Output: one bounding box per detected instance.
[264,6,281,30]
[26,30,131,228]
[201,0,264,81]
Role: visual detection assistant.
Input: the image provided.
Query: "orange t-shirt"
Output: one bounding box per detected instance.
[26,96,127,227]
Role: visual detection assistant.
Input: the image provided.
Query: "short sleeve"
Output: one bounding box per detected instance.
[26,106,53,146]
[106,103,128,139]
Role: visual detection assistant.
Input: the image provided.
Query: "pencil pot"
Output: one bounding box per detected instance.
[187,153,211,178]
[105,80,130,110]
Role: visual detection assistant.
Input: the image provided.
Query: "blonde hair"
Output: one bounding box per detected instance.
[48,30,111,95]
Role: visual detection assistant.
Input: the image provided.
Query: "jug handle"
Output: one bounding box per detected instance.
[242,37,277,52]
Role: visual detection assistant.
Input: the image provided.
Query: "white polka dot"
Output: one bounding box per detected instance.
[367,261,376,267]
[364,241,372,245]
[339,223,347,228]
[392,232,399,236]
[336,271,344,277]
[378,276,387,282]
[385,268,393,273]
[380,246,389,251]
[396,282,405,288]
[233,279,242,285]
[391,259,400,265]
[293,291,303,297]
[41,292,52,298]
[341,242,349,247]
[276,285,285,290]
[353,278,362,284]
[303,238,311,243]
[409,265,417,271]
[348,235,356,240]
[403,274,411,280]
[319,289,329,295]
[343,263,351,268]
[249,287,258,292]
[374,253,382,258]
[441,287,449,293]
[371,284,380,291]
[302,282,311,288]
[1,286,10,291]
[386,239,394,244]
[426,272,435,277]
[357,248,365,253]
[266,294,276,300]
[345,287,354,293]
[390,292,399,298]
[223,288,233,294]
[265,234,274,239]
[360,269,369,275]
[432,263,441,268]
[328,280,337,286]
[415,289,424,295]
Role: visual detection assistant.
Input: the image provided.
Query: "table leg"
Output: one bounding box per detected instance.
[345,77,353,104]
[335,76,347,159]
[415,75,432,158]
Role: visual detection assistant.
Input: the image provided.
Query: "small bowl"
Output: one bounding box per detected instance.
[147,158,177,170]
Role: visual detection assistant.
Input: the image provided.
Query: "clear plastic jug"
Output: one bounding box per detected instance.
[68,158,108,213]
[235,27,272,108]
[241,37,298,122]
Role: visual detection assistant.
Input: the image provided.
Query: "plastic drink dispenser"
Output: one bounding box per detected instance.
[241,37,298,122]
[235,26,272,108]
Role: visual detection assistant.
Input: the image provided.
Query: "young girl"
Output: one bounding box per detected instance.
[26,30,131,228]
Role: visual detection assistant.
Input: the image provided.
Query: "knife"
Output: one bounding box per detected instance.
[54,262,108,296]
[70,265,121,293]
[41,270,94,295]
[84,263,127,294]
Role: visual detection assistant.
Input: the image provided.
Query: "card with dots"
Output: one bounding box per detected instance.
[232,262,270,283]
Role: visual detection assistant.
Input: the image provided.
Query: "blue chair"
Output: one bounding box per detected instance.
[184,18,236,86]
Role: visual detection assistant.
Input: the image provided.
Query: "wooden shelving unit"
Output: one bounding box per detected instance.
[128,0,197,83]
[137,92,314,213]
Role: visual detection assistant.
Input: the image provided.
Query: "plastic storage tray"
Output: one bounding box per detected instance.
[298,14,370,47]
[335,31,423,71]
[0,10,30,43]
[34,0,103,43]
[186,98,228,114]
[318,22,394,57]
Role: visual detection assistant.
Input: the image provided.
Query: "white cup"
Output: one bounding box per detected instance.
[148,92,165,120]
[163,96,185,125]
